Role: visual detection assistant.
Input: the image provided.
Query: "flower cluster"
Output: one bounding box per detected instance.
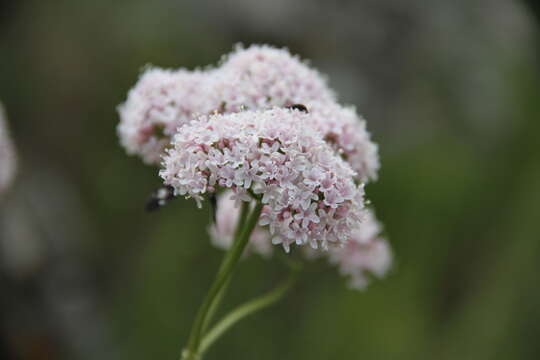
[210,190,391,289]
[0,102,17,196]
[117,68,218,164]
[119,44,390,287]
[161,108,365,251]
[117,45,379,182]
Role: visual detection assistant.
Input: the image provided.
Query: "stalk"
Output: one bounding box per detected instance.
[199,271,297,354]
[201,201,250,333]
[181,201,264,360]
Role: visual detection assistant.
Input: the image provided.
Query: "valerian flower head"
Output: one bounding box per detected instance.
[160,107,365,252]
[116,44,382,183]
[209,190,273,257]
[327,210,392,289]
[117,67,218,164]
[306,102,380,182]
[215,44,336,113]
[0,102,17,196]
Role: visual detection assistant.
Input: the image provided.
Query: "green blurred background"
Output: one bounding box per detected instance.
[1,0,540,359]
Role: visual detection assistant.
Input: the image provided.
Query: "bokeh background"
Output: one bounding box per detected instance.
[1,0,540,359]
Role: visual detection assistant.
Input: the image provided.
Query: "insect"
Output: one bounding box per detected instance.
[287,104,308,113]
[145,185,176,212]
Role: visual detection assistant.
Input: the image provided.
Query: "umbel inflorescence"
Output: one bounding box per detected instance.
[118,44,391,289]
[119,44,392,360]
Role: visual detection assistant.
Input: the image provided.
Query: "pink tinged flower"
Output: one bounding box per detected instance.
[323,188,344,208]
[160,107,365,252]
[0,102,17,196]
[117,67,219,164]
[303,166,324,188]
[327,210,392,290]
[209,191,273,258]
[229,188,252,207]
[294,203,320,229]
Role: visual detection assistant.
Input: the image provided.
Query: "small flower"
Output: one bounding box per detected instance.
[0,102,17,196]
[161,107,365,251]
[209,190,273,257]
[117,67,218,164]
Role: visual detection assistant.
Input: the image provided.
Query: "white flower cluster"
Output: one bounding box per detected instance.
[210,191,390,289]
[119,44,390,286]
[161,108,365,251]
[0,102,17,196]
[117,68,218,164]
[117,45,379,182]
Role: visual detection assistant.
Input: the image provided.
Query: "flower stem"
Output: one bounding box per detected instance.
[201,201,250,333]
[199,270,298,354]
[182,201,264,360]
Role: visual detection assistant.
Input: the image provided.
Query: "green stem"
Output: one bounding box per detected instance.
[201,276,230,335]
[199,271,298,354]
[202,200,250,333]
[182,201,264,360]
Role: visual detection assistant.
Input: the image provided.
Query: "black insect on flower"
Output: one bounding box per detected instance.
[145,185,176,212]
[287,104,308,113]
